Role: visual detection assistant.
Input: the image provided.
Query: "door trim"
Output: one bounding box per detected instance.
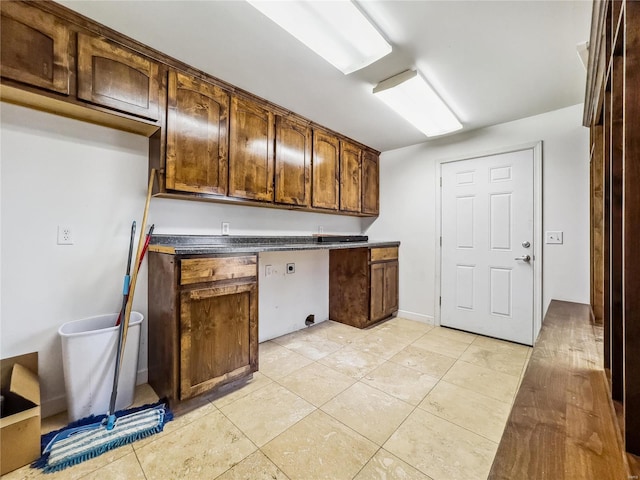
[434,141,543,344]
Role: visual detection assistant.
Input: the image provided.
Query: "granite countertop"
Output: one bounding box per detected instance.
[149,235,400,255]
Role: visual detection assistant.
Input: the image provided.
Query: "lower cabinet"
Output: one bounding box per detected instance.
[329,246,399,328]
[370,250,399,322]
[148,252,258,403]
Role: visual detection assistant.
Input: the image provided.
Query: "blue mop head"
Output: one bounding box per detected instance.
[32,400,173,473]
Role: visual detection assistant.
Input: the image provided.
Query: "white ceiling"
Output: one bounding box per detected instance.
[59,0,592,153]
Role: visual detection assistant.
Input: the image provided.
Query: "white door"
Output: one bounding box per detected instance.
[440,149,534,345]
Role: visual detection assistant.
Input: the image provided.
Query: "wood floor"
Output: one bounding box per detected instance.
[489,300,629,479]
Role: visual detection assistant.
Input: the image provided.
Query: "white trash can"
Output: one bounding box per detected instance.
[59,312,143,421]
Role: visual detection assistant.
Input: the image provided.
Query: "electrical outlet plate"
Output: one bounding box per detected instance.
[545,231,563,244]
[222,222,230,235]
[57,225,73,245]
[265,265,273,277]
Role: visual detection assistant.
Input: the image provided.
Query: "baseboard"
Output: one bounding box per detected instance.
[396,310,434,325]
[41,394,67,418]
[136,368,148,385]
[261,318,329,343]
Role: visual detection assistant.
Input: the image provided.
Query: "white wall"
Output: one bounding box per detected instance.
[365,104,590,326]
[258,250,329,342]
[1,102,590,416]
[0,103,360,416]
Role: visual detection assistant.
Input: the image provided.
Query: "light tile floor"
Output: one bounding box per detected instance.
[4,317,531,480]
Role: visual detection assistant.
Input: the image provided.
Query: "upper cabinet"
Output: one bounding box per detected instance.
[0,1,381,217]
[77,33,160,121]
[361,150,380,215]
[0,2,70,94]
[312,129,340,210]
[274,116,311,206]
[229,96,275,202]
[166,70,229,196]
[340,140,362,213]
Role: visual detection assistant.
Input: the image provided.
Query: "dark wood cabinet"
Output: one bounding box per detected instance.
[0,1,381,217]
[329,246,399,328]
[312,129,340,210]
[340,141,362,213]
[77,32,160,120]
[229,96,275,202]
[0,2,70,94]
[166,70,229,196]
[148,253,258,403]
[585,0,640,458]
[275,116,311,206]
[361,150,380,215]
[370,248,399,322]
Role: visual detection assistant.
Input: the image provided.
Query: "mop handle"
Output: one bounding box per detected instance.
[108,220,136,424]
[120,169,156,360]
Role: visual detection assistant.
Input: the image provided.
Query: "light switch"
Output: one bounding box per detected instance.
[545,231,563,244]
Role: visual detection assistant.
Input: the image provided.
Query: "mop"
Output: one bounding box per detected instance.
[33,169,172,473]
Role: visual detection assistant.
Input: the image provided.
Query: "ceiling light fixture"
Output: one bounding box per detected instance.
[247,0,391,74]
[373,70,462,137]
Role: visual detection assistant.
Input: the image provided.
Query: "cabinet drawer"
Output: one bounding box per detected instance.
[180,255,257,285]
[370,247,398,262]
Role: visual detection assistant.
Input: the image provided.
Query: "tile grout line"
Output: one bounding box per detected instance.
[255,322,524,479]
[254,321,429,479]
[132,446,150,480]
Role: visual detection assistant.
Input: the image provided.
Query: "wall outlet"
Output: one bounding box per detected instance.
[286,263,295,274]
[221,222,230,235]
[265,265,273,277]
[57,225,74,245]
[318,225,324,234]
[545,231,563,244]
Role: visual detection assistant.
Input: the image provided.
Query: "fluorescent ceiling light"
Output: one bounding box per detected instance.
[373,70,462,137]
[247,0,391,74]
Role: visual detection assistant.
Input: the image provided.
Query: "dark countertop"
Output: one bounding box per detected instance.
[149,235,400,255]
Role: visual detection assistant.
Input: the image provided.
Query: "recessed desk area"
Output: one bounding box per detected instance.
[147,235,400,405]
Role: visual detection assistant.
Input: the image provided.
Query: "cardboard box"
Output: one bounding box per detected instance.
[1,352,40,475]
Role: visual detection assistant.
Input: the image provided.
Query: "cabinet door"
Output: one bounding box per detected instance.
[166,70,229,195]
[384,261,399,316]
[362,150,380,215]
[275,116,311,206]
[229,96,275,201]
[0,2,70,94]
[180,282,258,400]
[77,33,160,120]
[340,141,362,213]
[370,262,386,322]
[312,130,339,210]
[329,248,370,328]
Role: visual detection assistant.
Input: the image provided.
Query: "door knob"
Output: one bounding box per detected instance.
[515,255,531,262]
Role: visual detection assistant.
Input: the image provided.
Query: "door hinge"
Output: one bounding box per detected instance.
[439,296,442,306]
[440,177,442,187]
[440,236,442,246]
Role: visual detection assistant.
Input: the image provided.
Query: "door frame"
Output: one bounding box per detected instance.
[434,141,543,344]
